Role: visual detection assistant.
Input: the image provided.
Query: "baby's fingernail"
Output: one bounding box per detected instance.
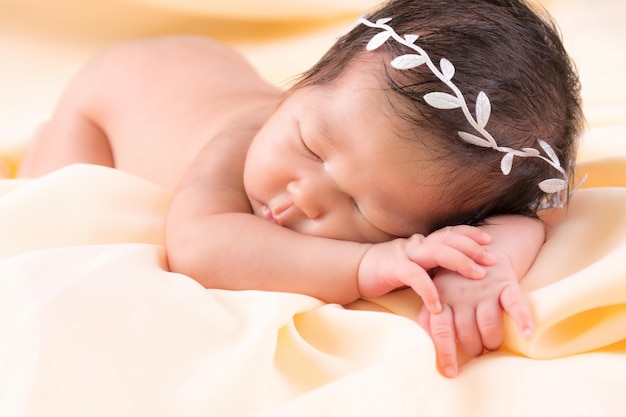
[444,366,457,378]
[523,328,534,339]
[433,301,443,313]
[483,251,497,263]
[473,264,486,277]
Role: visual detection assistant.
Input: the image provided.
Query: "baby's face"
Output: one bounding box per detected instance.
[244,67,445,243]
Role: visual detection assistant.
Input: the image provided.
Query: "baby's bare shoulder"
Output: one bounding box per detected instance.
[101,36,251,71]
[84,36,261,94]
[62,36,266,114]
[55,36,279,189]
[71,35,276,140]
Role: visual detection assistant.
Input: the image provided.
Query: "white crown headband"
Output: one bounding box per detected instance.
[358,16,571,208]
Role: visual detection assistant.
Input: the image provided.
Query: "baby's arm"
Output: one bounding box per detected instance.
[165,134,493,309]
[417,215,544,378]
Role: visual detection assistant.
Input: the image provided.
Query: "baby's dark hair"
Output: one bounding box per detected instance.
[293,0,583,232]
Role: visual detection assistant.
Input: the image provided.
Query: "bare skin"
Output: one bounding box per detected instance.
[19,36,541,377]
[418,216,542,377]
[19,37,281,189]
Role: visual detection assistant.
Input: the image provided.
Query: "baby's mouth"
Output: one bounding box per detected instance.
[262,205,280,225]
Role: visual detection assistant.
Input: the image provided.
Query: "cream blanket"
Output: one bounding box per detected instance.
[1,0,625,416]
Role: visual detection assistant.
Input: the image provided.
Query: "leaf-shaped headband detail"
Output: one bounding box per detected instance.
[359,16,571,208]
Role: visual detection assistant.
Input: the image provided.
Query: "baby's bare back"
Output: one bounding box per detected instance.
[21,36,281,190]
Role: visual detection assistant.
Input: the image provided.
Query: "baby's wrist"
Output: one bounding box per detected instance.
[355,243,379,298]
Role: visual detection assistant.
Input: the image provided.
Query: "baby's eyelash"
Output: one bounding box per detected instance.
[299,136,321,160]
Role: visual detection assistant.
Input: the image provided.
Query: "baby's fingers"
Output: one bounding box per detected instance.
[409,241,488,280]
[437,229,496,267]
[402,264,442,314]
[431,225,492,246]
[500,285,535,339]
[416,304,432,334]
[476,299,504,351]
[455,305,484,356]
[428,305,459,378]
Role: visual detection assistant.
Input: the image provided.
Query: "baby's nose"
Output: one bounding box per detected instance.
[287,178,331,220]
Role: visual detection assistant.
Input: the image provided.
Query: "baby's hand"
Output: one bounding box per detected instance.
[416,248,535,378]
[357,225,494,313]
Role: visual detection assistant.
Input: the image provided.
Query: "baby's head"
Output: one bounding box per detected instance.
[292,0,583,231]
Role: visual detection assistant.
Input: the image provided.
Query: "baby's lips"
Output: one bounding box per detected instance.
[262,205,279,225]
